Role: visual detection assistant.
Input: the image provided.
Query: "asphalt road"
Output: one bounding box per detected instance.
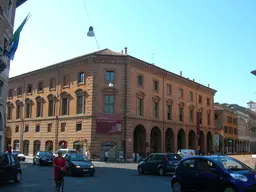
[0,159,173,192]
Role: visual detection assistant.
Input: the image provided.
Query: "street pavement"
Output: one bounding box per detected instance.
[0,159,173,192]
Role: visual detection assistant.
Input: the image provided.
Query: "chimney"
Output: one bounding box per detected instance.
[193,79,195,82]
[124,47,127,54]
[180,71,182,76]
[208,84,210,88]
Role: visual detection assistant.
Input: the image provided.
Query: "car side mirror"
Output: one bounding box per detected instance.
[210,168,219,174]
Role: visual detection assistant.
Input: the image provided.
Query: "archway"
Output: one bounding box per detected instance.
[23,140,29,156]
[45,140,53,152]
[133,124,146,157]
[207,132,213,154]
[150,126,161,153]
[177,129,186,150]
[33,140,41,155]
[188,130,196,150]
[13,140,19,151]
[59,141,68,149]
[73,141,83,153]
[165,128,174,152]
[199,131,205,154]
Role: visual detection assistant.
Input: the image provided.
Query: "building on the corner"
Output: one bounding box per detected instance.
[214,104,238,154]
[6,48,217,160]
[0,0,27,152]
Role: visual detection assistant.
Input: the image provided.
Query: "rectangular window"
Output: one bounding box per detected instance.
[0,80,3,97]
[153,102,159,118]
[63,76,69,86]
[50,78,56,89]
[189,91,193,101]
[61,123,66,132]
[199,112,203,124]
[104,95,114,114]
[38,82,43,92]
[167,104,172,120]
[207,113,211,126]
[153,80,158,91]
[62,98,68,115]
[17,87,22,95]
[137,75,143,86]
[189,110,194,123]
[78,72,85,83]
[47,124,52,132]
[167,85,172,95]
[224,126,228,133]
[178,88,183,99]
[26,103,31,118]
[16,105,21,119]
[105,71,115,82]
[199,95,202,104]
[7,0,13,21]
[179,107,183,122]
[48,100,54,116]
[7,106,12,120]
[15,126,19,133]
[76,123,82,132]
[8,89,13,97]
[207,98,210,106]
[137,98,143,116]
[24,126,29,132]
[36,102,42,117]
[77,95,84,114]
[35,125,40,132]
[27,84,32,94]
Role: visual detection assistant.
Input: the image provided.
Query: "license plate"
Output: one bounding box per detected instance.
[83,169,88,171]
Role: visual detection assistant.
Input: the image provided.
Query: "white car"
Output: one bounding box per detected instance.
[53,149,77,157]
[12,150,26,161]
[177,149,196,158]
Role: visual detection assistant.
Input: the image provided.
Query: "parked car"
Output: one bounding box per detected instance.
[12,151,26,161]
[65,153,95,176]
[171,155,256,192]
[33,151,54,166]
[53,149,77,157]
[137,153,182,176]
[177,149,196,158]
[0,153,22,184]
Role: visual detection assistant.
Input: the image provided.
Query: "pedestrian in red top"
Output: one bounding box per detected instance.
[53,151,66,190]
[8,146,12,154]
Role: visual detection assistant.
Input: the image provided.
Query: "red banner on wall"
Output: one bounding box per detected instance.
[96,113,122,134]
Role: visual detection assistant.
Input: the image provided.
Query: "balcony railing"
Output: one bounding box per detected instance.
[0,46,8,73]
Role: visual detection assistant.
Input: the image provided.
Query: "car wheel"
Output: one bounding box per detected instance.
[33,159,36,165]
[90,173,94,177]
[69,169,74,176]
[172,181,182,192]
[14,172,21,183]
[158,167,165,176]
[224,188,237,192]
[138,166,144,174]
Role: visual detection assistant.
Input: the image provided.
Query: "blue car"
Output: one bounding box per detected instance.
[171,155,256,192]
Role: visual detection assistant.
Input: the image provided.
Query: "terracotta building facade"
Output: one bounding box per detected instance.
[0,0,27,152]
[6,48,216,159]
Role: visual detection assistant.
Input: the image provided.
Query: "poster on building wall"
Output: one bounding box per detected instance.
[96,113,122,134]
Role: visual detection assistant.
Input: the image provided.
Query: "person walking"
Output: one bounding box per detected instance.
[104,150,108,162]
[53,151,67,191]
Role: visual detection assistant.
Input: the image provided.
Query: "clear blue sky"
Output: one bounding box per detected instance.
[11,0,256,107]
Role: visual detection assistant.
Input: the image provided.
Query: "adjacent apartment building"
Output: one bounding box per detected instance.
[214,104,238,154]
[6,48,217,160]
[0,0,27,152]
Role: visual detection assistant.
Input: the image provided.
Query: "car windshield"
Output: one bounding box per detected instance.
[69,154,89,161]
[168,154,182,161]
[213,157,250,171]
[12,151,20,154]
[40,152,52,157]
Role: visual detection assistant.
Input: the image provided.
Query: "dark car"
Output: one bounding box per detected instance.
[137,153,182,176]
[0,153,22,184]
[33,151,54,166]
[65,153,95,176]
[12,151,26,161]
[171,155,256,192]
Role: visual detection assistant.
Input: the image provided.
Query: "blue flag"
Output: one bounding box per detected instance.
[8,13,30,60]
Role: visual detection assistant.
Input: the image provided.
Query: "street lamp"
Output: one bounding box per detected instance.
[108,82,114,88]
